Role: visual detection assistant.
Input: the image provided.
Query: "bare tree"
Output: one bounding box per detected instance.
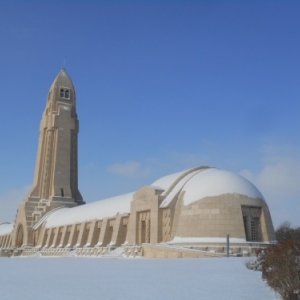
[276,222,300,242]
[262,241,300,300]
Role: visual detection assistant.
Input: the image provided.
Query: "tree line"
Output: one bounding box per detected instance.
[276,221,300,242]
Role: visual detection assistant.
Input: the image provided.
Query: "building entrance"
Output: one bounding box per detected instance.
[242,206,262,241]
[137,211,150,244]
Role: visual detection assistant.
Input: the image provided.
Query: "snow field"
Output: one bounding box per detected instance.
[0,257,276,300]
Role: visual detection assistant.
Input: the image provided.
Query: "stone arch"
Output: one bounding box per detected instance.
[16,224,24,248]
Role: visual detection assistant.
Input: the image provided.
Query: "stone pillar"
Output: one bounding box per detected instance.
[51,227,60,247]
[97,218,109,247]
[36,226,46,247]
[66,224,76,247]
[40,228,49,247]
[260,203,275,242]
[110,214,123,246]
[3,236,8,248]
[85,220,97,247]
[58,226,68,247]
[75,223,86,247]
[44,228,53,247]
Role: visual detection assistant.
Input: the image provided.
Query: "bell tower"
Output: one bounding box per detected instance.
[12,69,84,248]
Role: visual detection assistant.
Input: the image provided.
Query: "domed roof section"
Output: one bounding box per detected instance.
[49,68,75,93]
[151,166,210,196]
[151,169,191,192]
[181,168,265,206]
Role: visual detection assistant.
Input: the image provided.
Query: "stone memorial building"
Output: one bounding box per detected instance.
[0,69,275,258]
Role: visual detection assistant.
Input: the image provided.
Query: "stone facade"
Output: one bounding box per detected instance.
[0,70,275,258]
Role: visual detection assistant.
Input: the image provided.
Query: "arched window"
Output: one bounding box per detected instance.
[60,89,65,98]
[65,90,70,99]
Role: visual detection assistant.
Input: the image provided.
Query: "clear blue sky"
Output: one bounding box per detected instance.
[0,0,299,228]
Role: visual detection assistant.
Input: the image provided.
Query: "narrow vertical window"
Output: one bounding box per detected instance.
[60,89,64,98]
[65,90,70,99]
[141,221,146,244]
[60,188,64,197]
[243,217,249,241]
[250,220,257,241]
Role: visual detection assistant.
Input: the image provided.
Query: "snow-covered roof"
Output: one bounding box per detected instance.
[182,168,265,206]
[0,223,14,236]
[151,169,190,195]
[159,169,205,207]
[44,167,266,228]
[45,193,134,228]
[152,167,265,208]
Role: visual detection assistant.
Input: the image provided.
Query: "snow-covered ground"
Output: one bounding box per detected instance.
[0,257,276,300]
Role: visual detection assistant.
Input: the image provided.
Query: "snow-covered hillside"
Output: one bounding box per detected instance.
[0,257,276,300]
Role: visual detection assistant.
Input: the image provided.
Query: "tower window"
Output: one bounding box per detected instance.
[60,188,64,197]
[59,88,70,99]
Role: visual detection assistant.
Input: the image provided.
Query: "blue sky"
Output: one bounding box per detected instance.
[0,1,299,228]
